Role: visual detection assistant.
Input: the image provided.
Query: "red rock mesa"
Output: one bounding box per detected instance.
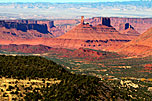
[0,16,139,50]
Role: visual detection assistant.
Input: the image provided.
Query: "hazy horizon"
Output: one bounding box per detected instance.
[0,0,141,3]
[0,1,152,20]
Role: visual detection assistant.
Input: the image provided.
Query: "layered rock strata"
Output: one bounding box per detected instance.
[0,20,55,34]
[0,17,141,50]
[55,16,138,50]
[119,23,140,35]
[86,17,152,34]
[0,20,54,40]
[115,27,152,57]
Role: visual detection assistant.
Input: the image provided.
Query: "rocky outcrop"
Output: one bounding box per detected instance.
[3,16,152,53]
[53,17,150,37]
[52,17,112,37]
[86,17,152,34]
[5,20,55,30]
[119,23,140,35]
[0,27,53,41]
[0,20,55,41]
[89,17,111,27]
[58,16,137,40]
[55,16,137,50]
[0,20,52,34]
[2,17,150,39]
[50,17,152,37]
[111,17,152,34]
[0,17,139,50]
[115,27,152,57]
[119,23,134,31]
[126,27,152,48]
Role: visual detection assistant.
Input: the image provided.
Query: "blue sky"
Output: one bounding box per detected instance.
[0,0,140,3]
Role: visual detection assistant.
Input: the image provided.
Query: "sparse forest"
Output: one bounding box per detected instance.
[0,55,151,100]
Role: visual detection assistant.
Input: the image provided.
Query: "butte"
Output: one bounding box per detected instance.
[0,16,139,50]
[54,16,138,50]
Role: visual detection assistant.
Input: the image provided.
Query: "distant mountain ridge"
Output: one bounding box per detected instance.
[0,1,152,19]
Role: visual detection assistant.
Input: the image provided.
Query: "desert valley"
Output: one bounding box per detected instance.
[0,1,152,100]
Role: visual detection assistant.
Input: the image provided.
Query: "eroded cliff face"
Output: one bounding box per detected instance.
[0,20,55,40]
[0,17,140,51]
[2,17,150,39]
[114,27,152,57]
[58,17,137,40]
[111,18,152,34]
[5,20,55,30]
[0,20,54,34]
[55,17,138,50]
[0,17,152,56]
[0,27,53,41]
[118,23,140,35]
[52,17,152,37]
[86,17,152,34]
[87,17,111,27]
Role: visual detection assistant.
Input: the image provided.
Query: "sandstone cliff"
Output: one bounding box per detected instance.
[52,16,138,50]
[0,17,139,50]
[0,20,54,41]
[1,17,152,52]
[58,17,137,40]
[0,27,53,41]
[86,17,152,34]
[116,27,152,57]
[119,23,140,35]
[52,17,152,37]
[0,20,52,34]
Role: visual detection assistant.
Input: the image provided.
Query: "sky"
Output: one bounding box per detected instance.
[0,0,140,3]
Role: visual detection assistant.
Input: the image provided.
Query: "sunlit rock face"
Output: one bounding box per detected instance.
[58,16,136,40]
[86,17,152,34]
[56,16,138,50]
[0,20,55,34]
[115,27,152,57]
[0,20,54,41]
[0,17,140,51]
[118,23,140,36]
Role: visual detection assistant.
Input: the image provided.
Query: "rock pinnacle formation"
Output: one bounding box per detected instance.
[58,16,137,40]
[81,16,84,25]
[0,17,140,50]
[119,23,140,36]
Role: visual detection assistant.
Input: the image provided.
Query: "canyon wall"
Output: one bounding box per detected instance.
[0,20,55,34]
[1,17,152,38]
[0,17,152,54]
[0,20,54,41]
[86,17,152,34]
[52,17,152,37]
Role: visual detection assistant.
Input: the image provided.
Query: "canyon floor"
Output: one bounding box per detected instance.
[0,15,152,100]
[0,47,152,80]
